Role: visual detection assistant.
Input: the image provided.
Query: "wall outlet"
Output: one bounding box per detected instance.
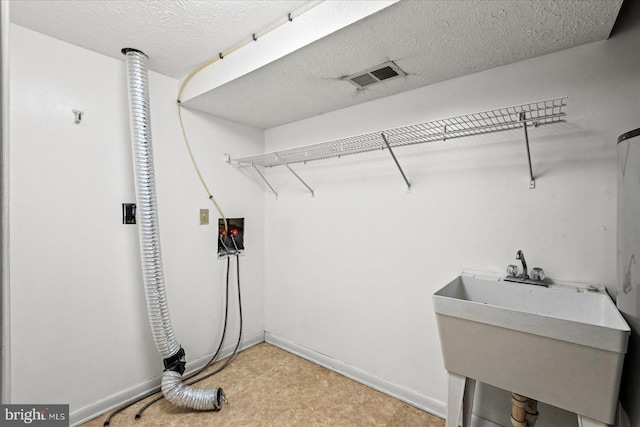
[200,209,209,225]
[122,203,136,224]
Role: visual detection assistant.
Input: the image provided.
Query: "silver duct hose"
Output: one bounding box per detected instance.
[123,48,225,411]
[124,48,178,359]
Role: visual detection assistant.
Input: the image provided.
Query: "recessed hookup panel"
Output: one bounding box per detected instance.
[218,218,244,258]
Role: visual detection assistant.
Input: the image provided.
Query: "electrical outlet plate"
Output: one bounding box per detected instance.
[200,209,209,225]
[122,203,136,224]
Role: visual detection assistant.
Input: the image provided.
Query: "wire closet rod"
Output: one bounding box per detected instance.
[230,97,567,169]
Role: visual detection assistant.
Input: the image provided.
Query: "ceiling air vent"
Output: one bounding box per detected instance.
[344,61,406,89]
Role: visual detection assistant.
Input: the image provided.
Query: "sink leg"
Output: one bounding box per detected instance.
[447,372,465,427]
[577,415,609,427]
[463,378,476,427]
[447,372,475,427]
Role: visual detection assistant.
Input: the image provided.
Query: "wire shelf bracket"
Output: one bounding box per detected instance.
[226,155,279,198]
[520,112,536,189]
[381,132,411,191]
[275,153,314,197]
[228,97,567,194]
[251,163,278,198]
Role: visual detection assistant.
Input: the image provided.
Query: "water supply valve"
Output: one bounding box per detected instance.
[506,265,519,278]
[530,267,545,281]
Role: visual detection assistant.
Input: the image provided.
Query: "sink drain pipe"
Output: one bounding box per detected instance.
[511,393,538,427]
[122,47,226,411]
[525,398,539,426]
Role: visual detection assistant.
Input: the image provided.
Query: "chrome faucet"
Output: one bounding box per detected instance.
[516,250,528,279]
[505,250,546,286]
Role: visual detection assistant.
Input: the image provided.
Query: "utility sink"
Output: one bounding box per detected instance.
[433,273,630,426]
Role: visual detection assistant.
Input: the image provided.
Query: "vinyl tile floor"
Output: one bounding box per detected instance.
[82,342,445,427]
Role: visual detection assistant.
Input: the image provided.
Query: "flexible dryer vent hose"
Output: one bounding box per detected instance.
[122,48,225,411]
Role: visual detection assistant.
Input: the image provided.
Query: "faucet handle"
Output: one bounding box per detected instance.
[530,267,545,281]
[506,265,520,277]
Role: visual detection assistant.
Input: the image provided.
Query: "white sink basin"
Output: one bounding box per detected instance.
[433,273,630,425]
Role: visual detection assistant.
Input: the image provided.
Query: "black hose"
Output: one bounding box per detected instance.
[103,385,160,426]
[105,256,232,425]
[183,254,243,386]
[135,254,243,420]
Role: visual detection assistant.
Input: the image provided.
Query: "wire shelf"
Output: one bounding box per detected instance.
[230,97,567,168]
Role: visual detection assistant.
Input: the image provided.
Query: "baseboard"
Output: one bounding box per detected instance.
[264,332,447,420]
[70,331,265,426]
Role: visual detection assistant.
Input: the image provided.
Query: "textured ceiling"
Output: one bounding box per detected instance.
[10,1,623,129]
[184,0,623,128]
[9,0,310,78]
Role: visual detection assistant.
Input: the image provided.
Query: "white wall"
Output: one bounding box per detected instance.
[9,25,265,425]
[6,4,640,427]
[263,4,639,425]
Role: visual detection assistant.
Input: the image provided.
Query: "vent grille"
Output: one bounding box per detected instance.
[351,73,378,87]
[370,66,398,81]
[344,61,406,88]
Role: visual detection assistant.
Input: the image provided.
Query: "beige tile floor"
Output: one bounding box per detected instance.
[83,342,444,426]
